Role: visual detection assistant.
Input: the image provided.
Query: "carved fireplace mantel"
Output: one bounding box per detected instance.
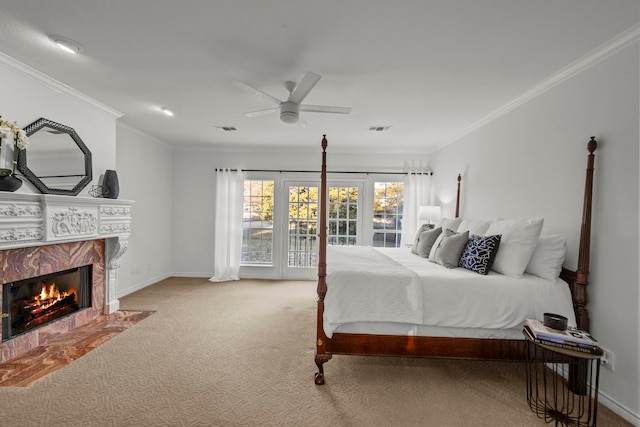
[0,192,133,314]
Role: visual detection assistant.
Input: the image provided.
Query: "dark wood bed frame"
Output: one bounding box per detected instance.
[314,135,598,385]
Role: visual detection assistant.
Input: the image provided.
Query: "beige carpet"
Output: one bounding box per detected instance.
[0,277,630,426]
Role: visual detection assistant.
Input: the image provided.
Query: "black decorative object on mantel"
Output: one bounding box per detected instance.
[0,174,22,192]
[102,169,119,199]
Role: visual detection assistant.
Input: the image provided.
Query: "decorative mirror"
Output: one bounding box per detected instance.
[18,118,92,196]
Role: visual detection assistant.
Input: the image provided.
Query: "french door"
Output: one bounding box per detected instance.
[282,181,319,279]
[282,180,363,280]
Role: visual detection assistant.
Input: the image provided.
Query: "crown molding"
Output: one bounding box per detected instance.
[443,23,640,149]
[0,51,123,119]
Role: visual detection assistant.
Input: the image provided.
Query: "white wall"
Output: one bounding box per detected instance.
[430,41,640,423]
[115,123,174,296]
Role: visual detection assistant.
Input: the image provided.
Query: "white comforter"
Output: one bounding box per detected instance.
[324,246,577,338]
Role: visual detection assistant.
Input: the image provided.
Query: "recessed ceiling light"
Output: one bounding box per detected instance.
[160,107,174,117]
[48,35,84,54]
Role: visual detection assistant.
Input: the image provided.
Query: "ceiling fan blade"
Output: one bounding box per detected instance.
[288,71,321,104]
[299,104,352,114]
[245,107,279,117]
[233,79,282,105]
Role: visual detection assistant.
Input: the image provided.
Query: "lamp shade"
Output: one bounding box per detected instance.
[418,205,441,223]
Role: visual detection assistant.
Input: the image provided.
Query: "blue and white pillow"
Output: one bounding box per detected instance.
[459,234,502,275]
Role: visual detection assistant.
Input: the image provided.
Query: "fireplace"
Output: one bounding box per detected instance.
[0,192,133,363]
[2,265,92,341]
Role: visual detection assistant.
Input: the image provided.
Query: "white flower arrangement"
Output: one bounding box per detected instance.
[0,116,30,176]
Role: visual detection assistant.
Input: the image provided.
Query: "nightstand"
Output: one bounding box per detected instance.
[523,329,603,426]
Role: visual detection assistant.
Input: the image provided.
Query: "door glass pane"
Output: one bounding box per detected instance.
[288,185,318,268]
[328,186,358,246]
[242,180,274,264]
[373,182,404,247]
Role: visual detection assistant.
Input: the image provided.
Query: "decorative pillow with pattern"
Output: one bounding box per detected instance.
[459,234,502,275]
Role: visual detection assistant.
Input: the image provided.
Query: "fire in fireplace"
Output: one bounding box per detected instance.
[2,266,92,341]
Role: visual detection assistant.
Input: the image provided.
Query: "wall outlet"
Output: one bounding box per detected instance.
[600,347,614,371]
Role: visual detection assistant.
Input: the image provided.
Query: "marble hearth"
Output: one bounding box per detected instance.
[0,192,133,363]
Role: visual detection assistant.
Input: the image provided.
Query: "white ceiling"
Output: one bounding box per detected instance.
[0,1,638,153]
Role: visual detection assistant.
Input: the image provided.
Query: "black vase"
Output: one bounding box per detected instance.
[102,170,119,199]
[0,175,23,192]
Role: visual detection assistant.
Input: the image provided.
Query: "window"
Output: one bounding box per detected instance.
[241,180,274,265]
[373,182,404,247]
[328,186,359,245]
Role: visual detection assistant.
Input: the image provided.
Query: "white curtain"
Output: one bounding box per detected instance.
[401,172,432,247]
[209,169,244,282]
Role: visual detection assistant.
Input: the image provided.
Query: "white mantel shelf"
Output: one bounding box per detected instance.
[0,192,133,249]
[0,192,134,314]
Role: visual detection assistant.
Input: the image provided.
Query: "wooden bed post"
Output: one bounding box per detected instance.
[455,174,462,218]
[574,137,597,332]
[315,135,332,385]
[567,137,598,396]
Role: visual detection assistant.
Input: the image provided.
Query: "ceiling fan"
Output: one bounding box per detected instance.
[235,71,352,124]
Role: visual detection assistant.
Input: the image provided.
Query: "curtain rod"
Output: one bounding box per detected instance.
[215,168,433,176]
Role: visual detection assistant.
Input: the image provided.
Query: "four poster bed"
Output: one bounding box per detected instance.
[314,135,598,385]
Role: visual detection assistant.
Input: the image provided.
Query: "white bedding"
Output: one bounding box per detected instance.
[324,246,577,339]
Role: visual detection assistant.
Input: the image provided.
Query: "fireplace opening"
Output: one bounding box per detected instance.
[2,265,92,342]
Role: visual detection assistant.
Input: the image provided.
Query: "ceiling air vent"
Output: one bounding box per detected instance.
[369,126,392,132]
[215,126,237,131]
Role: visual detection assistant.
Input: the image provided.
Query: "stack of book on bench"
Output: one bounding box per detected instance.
[524,318,603,355]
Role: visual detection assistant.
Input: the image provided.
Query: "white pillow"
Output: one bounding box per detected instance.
[457,219,491,236]
[435,217,462,232]
[485,217,544,278]
[525,234,567,282]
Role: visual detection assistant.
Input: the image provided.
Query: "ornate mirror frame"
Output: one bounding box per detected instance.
[18,118,92,196]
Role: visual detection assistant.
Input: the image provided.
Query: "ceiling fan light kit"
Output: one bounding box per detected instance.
[280,101,299,124]
[237,71,352,125]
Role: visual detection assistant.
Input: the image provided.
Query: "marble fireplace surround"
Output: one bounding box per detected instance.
[0,193,133,363]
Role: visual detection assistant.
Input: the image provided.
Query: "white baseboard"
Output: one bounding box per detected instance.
[552,363,639,426]
[168,272,212,278]
[117,273,172,298]
[598,391,640,426]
